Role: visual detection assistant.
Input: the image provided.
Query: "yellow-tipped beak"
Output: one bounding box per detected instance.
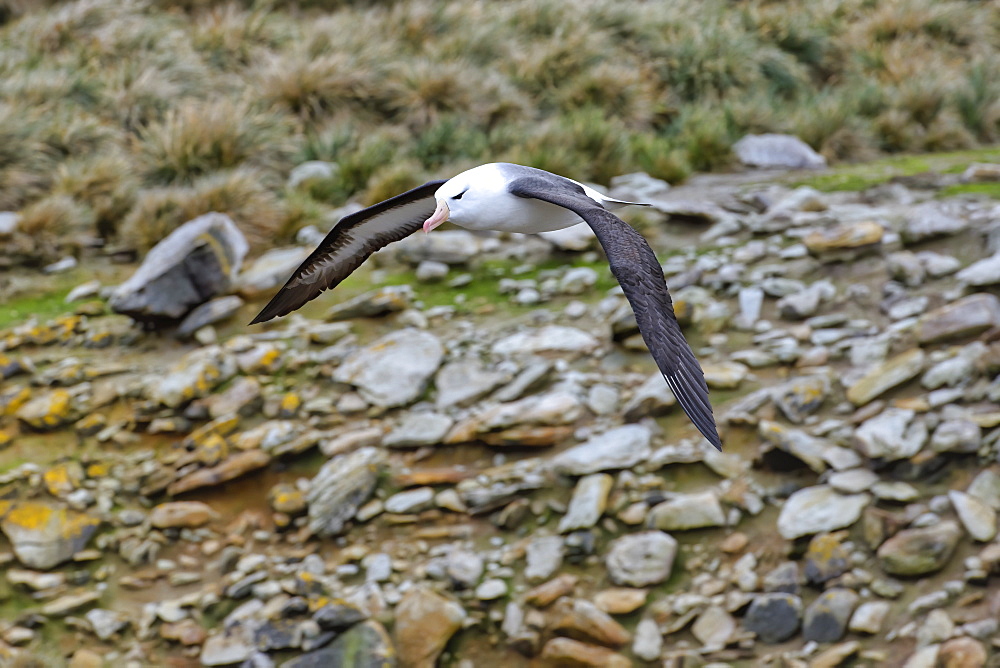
[423,200,449,233]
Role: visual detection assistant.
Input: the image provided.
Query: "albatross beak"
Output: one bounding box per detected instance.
[423,200,449,233]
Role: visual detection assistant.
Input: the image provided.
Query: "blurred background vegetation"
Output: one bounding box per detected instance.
[2,0,999,258]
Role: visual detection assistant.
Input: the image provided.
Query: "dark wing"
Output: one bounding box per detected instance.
[250,180,446,325]
[508,175,722,450]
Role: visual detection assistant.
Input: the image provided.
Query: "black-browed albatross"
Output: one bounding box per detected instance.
[251,163,722,450]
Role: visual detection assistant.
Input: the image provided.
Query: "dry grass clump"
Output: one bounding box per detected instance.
[17,194,95,262]
[2,0,1000,258]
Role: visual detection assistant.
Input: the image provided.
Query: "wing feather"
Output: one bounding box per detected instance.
[508,175,722,450]
[250,180,445,325]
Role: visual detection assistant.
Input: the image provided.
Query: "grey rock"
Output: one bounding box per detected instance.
[287,160,337,189]
[436,358,512,409]
[586,384,619,415]
[777,281,835,320]
[647,491,726,531]
[877,520,962,576]
[395,229,482,265]
[559,473,613,533]
[692,606,736,647]
[325,285,413,321]
[802,589,858,643]
[363,552,392,582]
[828,468,879,494]
[735,286,764,328]
[606,531,677,587]
[777,485,870,539]
[307,447,384,536]
[957,251,1000,286]
[0,211,18,236]
[609,172,671,200]
[65,279,102,303]
[492,325,599,356]
[235,247,310,297]
[415,260,449,282]
[846,349,925,406]
[772,375,830,424]
[146,346,237,408]
[111,213,247,323]
[917,293,1000,344]
[525,535,564,582]
[968,470,1000,510]
[177,295,244,337]
[0,503,100,570]
[632,618,663,661]
[930,419,981,453]
[854,408,927,460]
[384,487,435,514]
[902,203,969,243]
[887,251,926,287]
[922,351,978,389]
[734,133,826,169]
[85,608,129,641]
[559,267,598,294]
[744,593,803,643]
[383,412,454,448]
[334,329,443,407]
[551,425,652,475]
[849,601,891,634]
[446,550,484,589]
[475,578,507,600]
[282,620,394,668]
[949,490,996,541]
[540,224,597,251]
[205,376,262,419]
[201,622,254,666]
[917,250,961,277]
[623,373,676,420]
[763,561,802,595]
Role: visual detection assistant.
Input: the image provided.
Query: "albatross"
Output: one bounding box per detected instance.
[251,163,722,450]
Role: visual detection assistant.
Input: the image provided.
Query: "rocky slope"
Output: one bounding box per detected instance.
[2,160,1000,667]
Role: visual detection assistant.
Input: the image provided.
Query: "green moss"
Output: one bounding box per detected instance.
[938,182,1000,199]
[0,288,74,330]
[793,148,1000,192]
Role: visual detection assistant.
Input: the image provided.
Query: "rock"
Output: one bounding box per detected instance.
[647,491,726,531]
[846,349,925,406]
[560,267,598,294]
[283,620,395,667]
[949,491,997,541]
[854,408,927,460]
[385,487,435,514]
[161,619,207,646]
[326,285,413,320]
[961,162,1000,183]
[743,593,802,643]
[811,641,861,668]
[606,531,677,587]
[758,421,849,473]
[540,637,630,668]
[334,329,444,407]
[435,358,510,409]
[201,622,255,666]
[525,574,577,607]
[733,133,826,169]
[269,483,306,515]
[0,211,18,236]
[763,561,802,594]
[308,447,384,536]
[593,588,647,615]
[205,376,262,419]
[632,618,662,661]
[888,251,926,287]
[475,578,507,600]
[446,390,582,446]
[802,588,858,643]
[586,384,619,415]
[150,501,216,529]
[177,295,244,337]
[968,470,1000,510]
[804,533,849,585]
[492,325,599,356]
[288,160,337,189]
[702,361,749,389]
[877,520,962,576]
[16,388,84,430]
[538,223,597,252]
[777,281,835,320]
[773,375,829,423]
[692,605,736,647]
[622,373,676,420]
[917,250,961,277]
[394,588,465,668]
[415,260,449,282]
[395,229,482,264]
[902,203,969,243]
[559,473,613,532]
[610,172,671,200]
[147,346,237,408]
[776,486,870,539]
[849,601,891,635]
[938,636,987,668]
[446,550,484,588]
[384,412,453,448]
[525,535,564,582]
[236,246,311,297]
[922,353,977,390]
[110,212,247,322]
[828,469,879,494]
[916,294,1000,344]
[804,221,883,255]
[552,598,630,647]
[167,449,271,496]
[85,608,129,641]
[930,419,982,453]
[551,425,652,475]
[0,501,100,570]
[957,251,1000,286]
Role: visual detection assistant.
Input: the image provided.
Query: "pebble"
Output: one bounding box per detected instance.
[647,491,726,531]
[849,600,891,634]
[743,593,802,643]
[475,578,507,600]
[802,588,858,642]
[877,520,962,576]
[776,486,870,539]
[949,491,997,541]
[558,473,613,532]
[605,531,677,587]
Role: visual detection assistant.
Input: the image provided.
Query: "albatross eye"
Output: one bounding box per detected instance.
[452,189,468,200]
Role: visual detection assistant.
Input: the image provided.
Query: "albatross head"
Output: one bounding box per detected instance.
[423,172,480,233]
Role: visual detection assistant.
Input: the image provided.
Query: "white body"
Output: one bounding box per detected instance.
[435,163,625,234]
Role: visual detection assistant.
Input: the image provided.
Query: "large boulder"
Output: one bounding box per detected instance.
[110,213,248,323]
[734,134,826,170]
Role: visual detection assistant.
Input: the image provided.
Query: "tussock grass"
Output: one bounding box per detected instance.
[2,0,1000,258]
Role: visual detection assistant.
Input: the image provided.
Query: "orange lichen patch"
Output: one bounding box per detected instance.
[1,386,31,416]
[278,392,301,418]
[197,432,229,466]
[86,463,110,478]
[0,429,13,448]
[43,466,74,497]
